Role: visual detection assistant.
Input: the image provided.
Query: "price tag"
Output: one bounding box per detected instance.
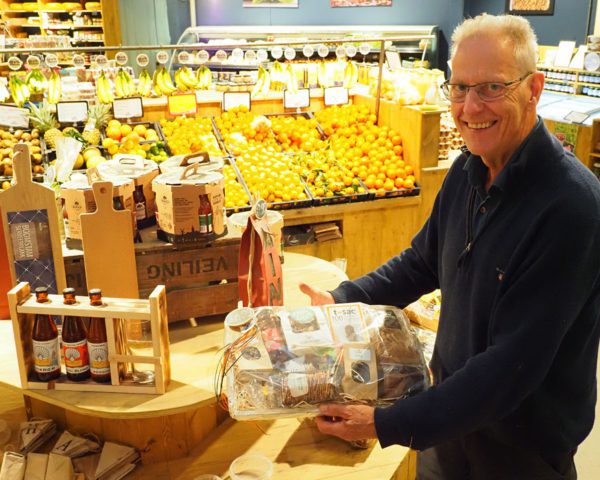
[196,50,209,64]
[231,48,244,62]
[72,54,86,68]
[167,93,197,116]
[95,55,108,68]
[257,49,268,62]
[335,46,346,59]
[0,105,29,129]
[303,45,314,58]
[156,51,169,64]
[178,51,190,64]
[271,46,283,60]
[215,50,227,63]
[112,97,144,120]
[8,57,22,71]
[245,50,257,62]
[45,53,58,68]
[317,45,329,58]
[136,53,149,67]
[283,88,310,109]
[284,47,296,61]
[359,43,371,56]
[26,55,41,69]
[564,111,589,124]
[385,51,401,71]
[222,92,251,112]
[324,86,349,106]
[346,45,357,58]
[57,101,89,123]
[115,51,128,65]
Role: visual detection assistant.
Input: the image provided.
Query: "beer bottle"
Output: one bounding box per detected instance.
[32,287,61,382]
[61,288,90,382]
[198,194,213,234]
[87,289,111,383]
[133,185,147,222]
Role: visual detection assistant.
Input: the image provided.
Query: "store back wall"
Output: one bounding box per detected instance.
[464,0,597,45]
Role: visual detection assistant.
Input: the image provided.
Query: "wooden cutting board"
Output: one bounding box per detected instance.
[80,181,138,298]
[0,143,66,293]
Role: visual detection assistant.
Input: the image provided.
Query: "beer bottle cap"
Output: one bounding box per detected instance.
[62,287,76,294]
[35,286,48,294]
[89,288,102,296]
[34,286,49,303]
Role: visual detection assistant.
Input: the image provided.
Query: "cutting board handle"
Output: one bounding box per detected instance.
[91,181,115,213]
[180,152,209,167]
[13,143,33,186]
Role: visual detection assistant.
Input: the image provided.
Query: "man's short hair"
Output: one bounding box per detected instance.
[451,14,538,75]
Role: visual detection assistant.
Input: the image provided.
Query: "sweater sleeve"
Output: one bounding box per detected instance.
[374,196,600,450]
[330,191,442,307]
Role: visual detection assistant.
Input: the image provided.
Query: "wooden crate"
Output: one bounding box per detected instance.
[7,282,171,394]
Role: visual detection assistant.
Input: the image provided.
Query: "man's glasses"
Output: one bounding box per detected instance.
[440,73,533,102]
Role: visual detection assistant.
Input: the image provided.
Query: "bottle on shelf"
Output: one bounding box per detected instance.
[61,287,90,382]
[198,194,213,234]
[32,286,61,382]
[87,288,111,383]
[133,185,147,223]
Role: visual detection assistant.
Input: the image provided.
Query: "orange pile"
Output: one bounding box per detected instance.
[269,115,326,153]
[160,116,223,157]
[224,163,250,210]
[214,106,280,155]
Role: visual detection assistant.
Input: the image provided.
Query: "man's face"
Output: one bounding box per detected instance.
[450,35,538,165]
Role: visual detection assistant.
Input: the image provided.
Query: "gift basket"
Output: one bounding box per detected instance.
[217,302,430,420]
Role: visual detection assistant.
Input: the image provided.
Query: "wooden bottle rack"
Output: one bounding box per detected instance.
[7,282,170,394]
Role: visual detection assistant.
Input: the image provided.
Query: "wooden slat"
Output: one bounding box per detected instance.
[166,282,239,321]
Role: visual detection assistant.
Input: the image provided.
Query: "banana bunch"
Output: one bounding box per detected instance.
[343,61,359,89]
[136,68,153,97]
[269,61,287,92]
[114,68,135,98]
[96,72,114,104]
[47,70,62,104]
[196,65,212,90]
[251,65,271,98]
[285,63,298,94]
[317,61,334,89]
[152,67,177,96]
[9,75,31,107]
[174,66,198,92]
[25,69,48,94]
[0,82,10,102]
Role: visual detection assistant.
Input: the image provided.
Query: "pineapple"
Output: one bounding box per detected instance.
[82,103,112,146]
[27,101,63,149]
[62,126,78,136]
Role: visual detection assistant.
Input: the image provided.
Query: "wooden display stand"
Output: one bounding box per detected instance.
[7,282,170,394]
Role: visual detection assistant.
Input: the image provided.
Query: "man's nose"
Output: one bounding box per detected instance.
[462,87,484,112]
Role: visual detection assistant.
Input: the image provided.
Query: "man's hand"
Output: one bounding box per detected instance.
[315,403,377,442]
[299,282,335,306]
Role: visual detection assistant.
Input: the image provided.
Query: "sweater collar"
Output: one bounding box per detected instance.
[462,117,561,192]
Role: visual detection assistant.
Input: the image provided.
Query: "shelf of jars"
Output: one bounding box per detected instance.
[538,65,600,98]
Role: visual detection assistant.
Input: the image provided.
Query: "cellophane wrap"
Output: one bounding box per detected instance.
[225,302,430,420]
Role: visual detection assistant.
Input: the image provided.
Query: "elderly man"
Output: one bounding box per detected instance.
[301,14,600,479]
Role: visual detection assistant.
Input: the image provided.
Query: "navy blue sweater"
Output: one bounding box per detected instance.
[331,119,600,455]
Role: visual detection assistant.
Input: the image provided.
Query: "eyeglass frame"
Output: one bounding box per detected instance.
[440,72,534,103]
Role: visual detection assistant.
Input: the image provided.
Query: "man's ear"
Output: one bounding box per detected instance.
[529,71,545,104]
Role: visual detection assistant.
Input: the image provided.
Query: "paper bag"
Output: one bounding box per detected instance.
[238,200,283,307]
[0,451,26,480]
[24,453,48,480]
[45,453,74,480]
[52,431,101,458]
[19,419,56,454]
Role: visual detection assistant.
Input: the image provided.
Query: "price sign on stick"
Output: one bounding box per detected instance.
[115,52,128,66]
[223,92,251,112]
[72,55,86,68]
[113,97,144,120]
[178,51,191,65]
[167,94,197,116]
[95,55,108,68]
[26,56,41,69]
[136,54,149,68]
[0,105,29,129]
[284,88,310,109]
[303,45,314,58]
[156,51,169,64]
[324,86,349,106]
[197,50,209,64]
[57,101,89,124]
[8,57,22,71]
[45,54,58,68]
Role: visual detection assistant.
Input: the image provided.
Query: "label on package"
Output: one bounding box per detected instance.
[63,338,90,374]
[32,338,60,374]
[287,372,308,397]
[88,341,110,375]
[349,347,371,361]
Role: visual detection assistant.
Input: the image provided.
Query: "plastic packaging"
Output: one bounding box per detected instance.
[221,303,430,420]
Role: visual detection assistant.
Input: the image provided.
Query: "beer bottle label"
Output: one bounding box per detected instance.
[135,202,147,221]
[32,338,60,374]
[63,339,90,374]
[199,213,213,233]
[87,341,110,375]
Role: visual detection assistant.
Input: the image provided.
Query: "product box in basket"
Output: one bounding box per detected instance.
[152,163,226,244]
[96,155,159,229]
[60,173,135,249]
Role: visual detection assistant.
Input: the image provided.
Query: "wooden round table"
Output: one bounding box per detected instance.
[0,252,348,464]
